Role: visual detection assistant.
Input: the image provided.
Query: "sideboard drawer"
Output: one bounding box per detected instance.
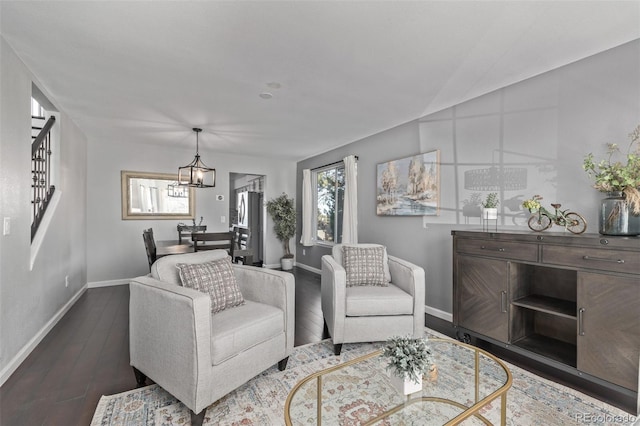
[456,238,538,262]
[542,245,640,275]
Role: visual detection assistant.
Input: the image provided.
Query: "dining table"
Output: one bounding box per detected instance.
[155,237,234,258]
[156,240,195,257]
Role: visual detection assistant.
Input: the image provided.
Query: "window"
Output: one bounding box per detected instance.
[31,97,44,117]
[313,164,345,244]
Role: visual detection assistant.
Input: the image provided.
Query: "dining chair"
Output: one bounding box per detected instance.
[142,228,157,271]
[191,232,233,253]
[231,226,254,265]
[177,224,207,244]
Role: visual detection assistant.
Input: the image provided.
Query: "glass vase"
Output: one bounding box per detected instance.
[599,191,640,236]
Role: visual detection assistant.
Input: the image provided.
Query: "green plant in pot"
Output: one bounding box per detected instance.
[266,193,296,270]
[583,124,640,235]
[481,192,499,220]
[382,335,432,395]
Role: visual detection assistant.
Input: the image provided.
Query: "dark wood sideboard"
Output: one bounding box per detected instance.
[452,230,639,414]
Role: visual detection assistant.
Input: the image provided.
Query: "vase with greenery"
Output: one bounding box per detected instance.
[382,335,431,395]
[481,192,499,221]
[266,193,296,269]
[583,125,640,235]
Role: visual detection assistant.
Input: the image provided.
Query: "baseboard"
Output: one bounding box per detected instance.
[88,278,130,288]
[0,284,87,387]
[294,262,321,274]
[425,305,452,322]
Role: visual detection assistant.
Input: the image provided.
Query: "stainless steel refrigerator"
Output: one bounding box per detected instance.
[236,191,263,266]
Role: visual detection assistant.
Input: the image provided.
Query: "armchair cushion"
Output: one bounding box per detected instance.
[345,284,414,316]
[342,245,389,287]
[210,300,284,365]
[177,257,245,314]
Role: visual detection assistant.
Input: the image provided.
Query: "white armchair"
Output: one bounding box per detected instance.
[129,250,294,425]
[321,244,425,355]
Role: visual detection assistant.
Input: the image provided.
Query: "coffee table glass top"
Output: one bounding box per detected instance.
[285,338,512,425]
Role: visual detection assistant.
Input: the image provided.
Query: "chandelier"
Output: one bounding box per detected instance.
[178,128,215,188]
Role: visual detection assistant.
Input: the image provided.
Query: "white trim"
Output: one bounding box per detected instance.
[425,305,453,322]
[294,262,321,274]
[88,278,130,288]
[30,190,61,270]
[0,284,87,387]
[263,263,281,269]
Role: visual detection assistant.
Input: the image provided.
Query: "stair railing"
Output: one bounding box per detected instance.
[31,115,56,241]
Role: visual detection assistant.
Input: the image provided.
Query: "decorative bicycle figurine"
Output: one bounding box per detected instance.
[522,195,587,234]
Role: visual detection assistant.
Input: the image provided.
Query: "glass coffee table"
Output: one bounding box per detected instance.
[285,338,512,425]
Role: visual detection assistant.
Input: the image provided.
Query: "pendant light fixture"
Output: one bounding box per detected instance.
[178,128,215,187]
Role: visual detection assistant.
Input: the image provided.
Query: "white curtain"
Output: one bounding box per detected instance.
[342,155,358,244]
[300,168,314,246]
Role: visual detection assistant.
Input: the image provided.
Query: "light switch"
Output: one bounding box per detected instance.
[3,217,10,236]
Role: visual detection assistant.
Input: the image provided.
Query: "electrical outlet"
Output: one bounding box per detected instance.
[302,249,306,256]
[3,217,10,235]
[221,215,226,223]
[65,275,69,288]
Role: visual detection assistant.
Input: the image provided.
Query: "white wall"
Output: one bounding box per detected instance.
[0,37,88,382]
[297,40,640,319]
[86,138,296,283]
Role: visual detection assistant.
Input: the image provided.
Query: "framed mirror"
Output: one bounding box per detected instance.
[121,170,195,220]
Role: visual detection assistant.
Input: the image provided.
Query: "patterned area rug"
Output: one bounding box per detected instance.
[91,329,638,425]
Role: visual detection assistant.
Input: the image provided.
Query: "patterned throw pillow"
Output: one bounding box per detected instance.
[343,246,389,287]
[176,258,245,314]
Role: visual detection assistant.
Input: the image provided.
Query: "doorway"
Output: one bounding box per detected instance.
[229,173,266,266]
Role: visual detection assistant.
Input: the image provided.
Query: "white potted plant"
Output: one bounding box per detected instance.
[382,335,432,395]
[266,193,296,270]
[481,192,499,220]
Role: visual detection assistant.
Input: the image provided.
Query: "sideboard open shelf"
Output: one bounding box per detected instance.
[452,230,640,415]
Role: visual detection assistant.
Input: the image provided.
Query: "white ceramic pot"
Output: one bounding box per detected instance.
[482,207,498,220]
[281,257,294,271]
[389,371,422,395]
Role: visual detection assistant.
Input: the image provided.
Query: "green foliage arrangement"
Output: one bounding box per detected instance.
[382,336,431,384]
[481,192,499,209]
[266,193,296,258]
[583,125,640,214]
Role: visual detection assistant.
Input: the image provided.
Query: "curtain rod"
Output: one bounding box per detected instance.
[311,155,358,171]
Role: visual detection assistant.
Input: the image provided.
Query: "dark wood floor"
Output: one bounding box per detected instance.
[0,267,327,426]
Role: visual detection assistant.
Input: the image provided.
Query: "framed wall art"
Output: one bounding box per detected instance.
[376,150,440,216]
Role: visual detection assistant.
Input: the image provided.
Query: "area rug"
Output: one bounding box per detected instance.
[91,329,638,426]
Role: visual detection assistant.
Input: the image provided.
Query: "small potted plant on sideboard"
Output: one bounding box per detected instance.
[481,192,499,220]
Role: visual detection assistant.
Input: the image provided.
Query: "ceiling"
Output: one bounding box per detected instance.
[2,1,639,161]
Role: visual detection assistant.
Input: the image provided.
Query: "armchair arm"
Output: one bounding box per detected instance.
[321,255,347,343]
[233,265,295,353]
[388,255,426,338]
[129,275,212,412]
